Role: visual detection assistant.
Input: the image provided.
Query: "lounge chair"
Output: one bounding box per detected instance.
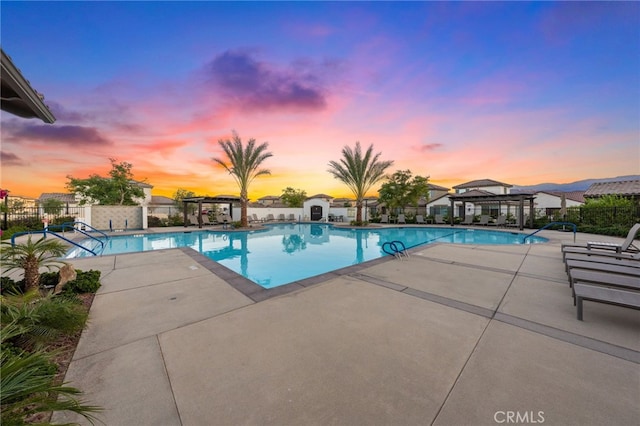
[565,259,640,285]
[415,215,426,224]
[287,214,296,221]
[188,214,199,226]
[380,214,389,224]
[460,215,474,225]
[397,214,406,224]
[478,215,491,226]
[490,215,507,227]
[265,214,275,222]
[201,214,213,226]
[562,223,640,254]
[277,214,286,221]
[434,214,445,224]
[562,246,639,262]
[506,215,528,228]
[568,268,640,320]
[564,252,640,274]
[574,283,640,320]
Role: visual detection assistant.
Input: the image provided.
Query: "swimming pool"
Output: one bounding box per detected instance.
[66,224,546,288]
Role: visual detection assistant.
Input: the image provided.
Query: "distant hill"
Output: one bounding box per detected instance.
[512,175,640,193]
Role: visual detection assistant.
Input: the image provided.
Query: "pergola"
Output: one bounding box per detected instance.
[448,192,537,230]
[182,196,240,228]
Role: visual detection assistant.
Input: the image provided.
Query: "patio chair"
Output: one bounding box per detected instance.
[434,214,445,224]
[478,215,491,226]
[265,214,275,222]
[490,215,507,227]
[397,214,406,224]
[201,214,213,226]
[506,215,528,228]
[188,214,199,226]
[288,214,296,221]
[574,283,640,320]
[415,215,426,224]
[561,223,640,254]
[461,215,474,225]
[568,268,640,320]
[565,259,640,286]
[563,252,640,274]
[380,214,389,224]
[278,214,286,221]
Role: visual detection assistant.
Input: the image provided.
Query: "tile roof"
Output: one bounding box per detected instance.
[428,183,450,191]
[452,179,512,189]
[539,191,585,203]
[38,193,76,203]
[584,179,640,197]
[150,195,175,205]
[307,193,334,200]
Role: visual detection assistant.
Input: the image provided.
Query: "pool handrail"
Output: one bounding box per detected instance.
[9,221,108,256]
[523,221,576,243]
[9,229,102,256]
[382,240,409,259]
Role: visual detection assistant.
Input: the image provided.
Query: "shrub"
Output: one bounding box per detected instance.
[0,226,28,240]
[50,216,76,227]
[147,215,165,227]
[0,323,101,424]
[64,270,101,294]
[1,292,88,351]
[1,276,24,295]
[167,213,185,226]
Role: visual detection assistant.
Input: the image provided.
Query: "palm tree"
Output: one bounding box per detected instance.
[328,142,393,223]
[213,131,273,227]
[1,322,101,424]
[1,236,67,293]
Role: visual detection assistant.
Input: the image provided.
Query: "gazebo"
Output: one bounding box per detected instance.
[182,195,240,228]
[448,192,537,230]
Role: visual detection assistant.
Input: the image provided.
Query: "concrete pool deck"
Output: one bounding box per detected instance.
[47,227,639,425]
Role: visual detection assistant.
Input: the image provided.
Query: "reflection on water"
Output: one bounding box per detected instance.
[67,224,546,288]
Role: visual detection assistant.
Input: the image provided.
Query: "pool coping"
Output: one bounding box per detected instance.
[178,245,399,302]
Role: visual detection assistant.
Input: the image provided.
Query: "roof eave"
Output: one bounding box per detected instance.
[1,49,56,124]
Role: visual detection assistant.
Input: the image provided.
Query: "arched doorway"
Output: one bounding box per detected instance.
[310,205,323,221]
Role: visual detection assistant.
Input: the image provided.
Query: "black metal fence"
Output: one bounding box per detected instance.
[563,206,639,228]
[2,207,85,230]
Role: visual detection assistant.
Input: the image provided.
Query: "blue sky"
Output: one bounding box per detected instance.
[1,1,638,198]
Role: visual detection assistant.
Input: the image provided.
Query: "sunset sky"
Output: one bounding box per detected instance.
[1,1,638,200]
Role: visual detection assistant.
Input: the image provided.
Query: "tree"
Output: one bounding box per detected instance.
[42,198,64,215]
[0,236,67,293]
[327,142,393,223]
[213,131,273,227]
[1,323,101,424]
[66,158,145,205]
[173,188,197,214]
[281,187,307,208]
[378,170,430,214]
[584,194,633,208]
[8,199,25,213]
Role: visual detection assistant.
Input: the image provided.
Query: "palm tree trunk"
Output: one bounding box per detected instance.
[23,256,40,292]
[241,201,248,227]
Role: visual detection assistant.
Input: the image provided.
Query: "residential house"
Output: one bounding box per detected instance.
[529,191,584,218]
[257,195,282,206]
[148,195,178,218]
[445,179,513,218]
[584,179,640,204]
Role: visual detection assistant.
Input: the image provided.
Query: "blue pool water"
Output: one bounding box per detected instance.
[66,224,546,288]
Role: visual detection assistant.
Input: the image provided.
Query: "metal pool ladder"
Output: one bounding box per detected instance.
[382,240,410,259]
